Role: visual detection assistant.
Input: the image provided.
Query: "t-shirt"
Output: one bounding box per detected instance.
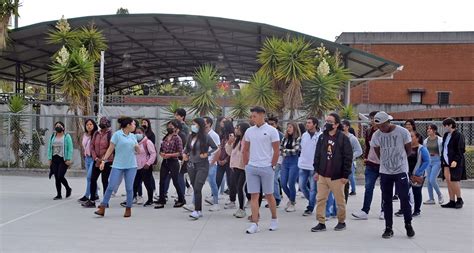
[52,136,64,157]
[244,123,280,167]
[426,138,439,156]
[370,125,412,175]
[208,129,221,164]
[110,129,138,169]
[443,133,452,165]
[324,135,337,177]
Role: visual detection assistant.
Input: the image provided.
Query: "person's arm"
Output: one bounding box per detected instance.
[371,131,381,159]
[47,134,53,165]
[374,147,381,159]
[284,137,301,154]
[342,135,353,180]
[404,128,413,156]
[404,143,412,157]
[351,136,363,160]
[90,133,98,161]
[271,141,280,167]
[99,143,116,170]
[415,147,430,176]
[364,130,371,159]
[211,148,221,164]
[145,140,157,168]
[242,140,250,166]
[65,134,74,165]
[452,132,466,168]
[313,136,323,181]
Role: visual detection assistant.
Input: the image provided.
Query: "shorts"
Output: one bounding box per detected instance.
[245,164,274,194]
[448,166,466,182]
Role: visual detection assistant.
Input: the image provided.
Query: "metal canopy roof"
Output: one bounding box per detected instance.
[0,14,402,94]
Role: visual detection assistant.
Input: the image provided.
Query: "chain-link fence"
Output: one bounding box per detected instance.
[1,113,473,178]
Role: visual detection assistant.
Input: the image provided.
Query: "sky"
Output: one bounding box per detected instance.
[15,0,473,41]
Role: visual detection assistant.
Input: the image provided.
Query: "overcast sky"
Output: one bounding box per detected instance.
[15,0,474,41]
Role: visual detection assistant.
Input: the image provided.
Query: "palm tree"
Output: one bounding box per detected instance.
[340,104,357,120]
[230,89,250,120]
[247,71,280,113]
[6,95,26,166]
[190,64,221,117]
[0,0,20,50]
[164,100,182,119]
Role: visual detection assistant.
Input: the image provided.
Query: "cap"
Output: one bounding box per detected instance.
[374,111,393,124]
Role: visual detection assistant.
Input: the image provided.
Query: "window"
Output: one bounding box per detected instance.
[438,92,450,105]
[410,92,423,104]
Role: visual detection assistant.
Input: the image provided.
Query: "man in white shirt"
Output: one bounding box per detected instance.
[204,117,221,212]
[298,117,321,216]
[242,106,280,234]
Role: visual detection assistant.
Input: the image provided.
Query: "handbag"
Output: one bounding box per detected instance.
[410,175,425,187]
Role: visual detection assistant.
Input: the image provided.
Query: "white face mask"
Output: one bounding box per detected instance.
[135,134,144,141]
[191,125,199,133]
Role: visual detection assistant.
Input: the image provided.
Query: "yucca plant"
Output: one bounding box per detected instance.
[164,100,182,119]
[247,71,280,113]
[303,75,343,118]
[230,89,250,120]
[6,95,27,166]
[0,0,20,50]
[190,64,221,116]
[340,104,357,120]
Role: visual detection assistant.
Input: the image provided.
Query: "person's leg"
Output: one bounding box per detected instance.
[169,160,185,203]
[430,159,443,199]
[361,166,379,214]
[101,168,122,206]
[328,178,347,224]
[299,169,310,201]
[326,192,336,217]
[57,158,70,191]
[207,164,219,204]
[349,162,357,193]
[453,181,462,199]
[426,162,435,201]
[124,168,138,208]
[273,164,282,205]
[287,157,299,203]
[344,182,349,203]
[100,163,112,195]
[158,160,170,203]
[226,165,236,202]
[413,185,422,213]
[51,158,62,197]
[216,164,226,190]
[380,174,395,228]
[89,164,101,200]
[193,162,210,212]
[188,163,198,206]
[236,169,246,209]
[142,168,154,203]
[316,176,330,224]
[133,169,143,198]
[177,163,186,197]
[280,158,291,201]
[84,156,94,198]
[444,167,455,201]
[260,166,276,219]
[308,174,317,212]
[395,173,412,224]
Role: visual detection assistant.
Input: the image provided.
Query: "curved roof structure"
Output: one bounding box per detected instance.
[0,14,401,94]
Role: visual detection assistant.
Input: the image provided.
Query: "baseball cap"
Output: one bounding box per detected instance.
[374,111,393,124]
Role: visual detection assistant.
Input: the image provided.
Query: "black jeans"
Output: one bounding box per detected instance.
[90,161,111,200]
[216,163,234,194]
[412,182,424,213]
[233,168,246,209]
[51,155,70,197]
[158,158,184,203]
[133,168,155,202]
[188,160,209,211]
[381,173,412,228]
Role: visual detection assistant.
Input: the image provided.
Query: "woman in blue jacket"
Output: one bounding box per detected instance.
[47,121,74,200]
[409,131,430,216]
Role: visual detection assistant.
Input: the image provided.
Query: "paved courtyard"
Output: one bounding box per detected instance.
[0,175,473,252]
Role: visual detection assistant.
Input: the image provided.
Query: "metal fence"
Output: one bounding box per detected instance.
[1,113,473,178]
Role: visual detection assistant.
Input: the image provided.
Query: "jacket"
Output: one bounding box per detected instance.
[313,131,353,180]
[298,131,320,171]
[136,137,157,169]
[91,129,114,165]
[413,145,430,177]
[226,141,245,170]
[47,133,73,161]
[441,130,466,169]
[280,136,301,157]
[423,136,443,156]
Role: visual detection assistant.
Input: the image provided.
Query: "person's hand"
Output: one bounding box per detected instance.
[143,164,150,169]
[65,160,72,166]
[183,154,189,161]
[199,153,208,159]
[451,161,457,168]
[340,178,349,184]
[313,173,319,182]
[160,153,166,158]
[99,161,105,171]
[48,160,52,166]
[218,160,226,166]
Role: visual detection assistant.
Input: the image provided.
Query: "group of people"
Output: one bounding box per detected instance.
[46,106,467,238]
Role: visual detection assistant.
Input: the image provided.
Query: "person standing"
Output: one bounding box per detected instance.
[341,120,363,198]
[213,120,236,209]
[82,117,113,208]
[280,122,301,213]
[47,121,73,200]
[243,106,280,234]
[371,111,415,239]
[203,117,221,211]
[132,127,157,207]
[94,117,139,218]
[423,124,444,205]
[175,108,189,136]
[408,131,430,217]
[78,119,98,203]
[440,118,466,209]
[298,117,320,216]
[352,111,384,220]
[183,118,218,220]
[311,113,352,232]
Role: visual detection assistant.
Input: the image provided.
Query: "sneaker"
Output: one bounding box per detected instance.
[132,197,138,204]
[334,222,346,231]
[186,187,193,196]
[53,195,62,200]
[66,188,72,198]
[136,196,144,205]
[412,211,421,217]
[234,209,247,218]
[174,202,185,208]
[455,198,464,209]
[224,189,230,195]
[392,195,399,202]
[144,200,154,207]
[302,210,313,216]
[246,223,259,234]
[423,199,436,205]
[286,201,291,208]
[189,211,203,220]
[81,200,96,208]
[394,210,403,217]
[269,219,279,231]
[382,227,394,239]
[209,204,220,212]
[351,210,368,220]
[183,204,195,212]
[224,202,237,210]
[349,192,356,196]
[154,193,159,201]
[205,197,214,206]
[78,196,89,203]
[405,223,415,238]
[438,195,444,205]
[285,204,296,212]
[379,211,385,220]
[311,223,326,232]
[120,201,127,207]
[441,200,456,208]
[111,192,117,198]
[325,216,331,221]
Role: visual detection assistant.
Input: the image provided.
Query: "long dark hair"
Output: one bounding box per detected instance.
[413,131,423,145]
[221,120,235,141]
[84,119,98,135]
[118,117,134,129]
[427,124,442,137]
[233,122,250,149]
[405,119,417,131]
[141,118,154,134]
[188,118,208,155]
[215,116,226,135]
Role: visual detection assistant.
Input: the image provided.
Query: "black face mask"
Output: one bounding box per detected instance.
[324,123,334,132]
[143,125,148,130]
[167,128,174,134]
[99,124,107,129]
[55,127,63,133]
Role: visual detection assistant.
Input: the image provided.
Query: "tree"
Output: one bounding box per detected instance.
[190,64,221,117]
[246,71,280,113]
[340,104,357,120]
[0,0,20,50]
[116,7,129,15]
[230,90,250,119]
[6,95,26,166]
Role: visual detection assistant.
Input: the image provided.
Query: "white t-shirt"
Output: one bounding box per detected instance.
[370,125,412,175]
[298,131,321,171]
[443,132,452,165]
[244,123,280,167]
[208,129,221,164]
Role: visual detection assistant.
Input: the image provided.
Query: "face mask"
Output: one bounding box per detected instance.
[191,125,199,133]
[55,126,63,133]
[167,127,174,134]
[99,124,106,129]
[135,134,144,141]
[143,125,148,130]
[324,123,334,132]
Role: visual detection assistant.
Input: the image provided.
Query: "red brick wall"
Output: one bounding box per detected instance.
[350,44,474,105]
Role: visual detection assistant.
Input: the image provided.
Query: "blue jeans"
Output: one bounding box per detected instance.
[361,165,383,214]
[426,156,442,200]
[273,164,282,204]
[280,155,299,203]
[83,156,94,198]
[326,192,337,217]
[102,167,137,208]
[299,169,317,211]
[349,162,357,193]
[207,164,219,204]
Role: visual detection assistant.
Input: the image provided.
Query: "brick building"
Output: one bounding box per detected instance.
[336,32,474,120]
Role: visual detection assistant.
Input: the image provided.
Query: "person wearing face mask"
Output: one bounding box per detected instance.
[139,118,157,203]
[155,120,185,209]
[47,121,73,200]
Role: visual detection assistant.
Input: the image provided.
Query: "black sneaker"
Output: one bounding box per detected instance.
[78,196,89,203]
[302,210,313,216]
[349,192,356,196]
[394,210,403,217]
[405,223,415,238]
[53,195,62,200]
[154,203,165,209]
[174,202,185,208]
[455,198,464,209]
[311,223,326,232]
[66,188,72,198]
[120,201,127,208]
[144,201,154,207]
[392,195,399,202]
[334,222,346,231]
[81,200,96,208]
[382,227,394,239]
[412,211,421,217]
[441,200,456,208]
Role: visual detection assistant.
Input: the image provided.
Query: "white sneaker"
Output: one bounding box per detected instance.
[351,210,369,220]
[183,204,195,212]
[379,211,385,220]
[286,201,291,208]
[209,204,220,212]
[285,204,296,212]
[136,196,144,205]
[423,199,436,205]
[269,218,279,231]
[438,195,445,205]
[186,187,193,196]
[246,223,259,234]
[189,211,202,220]
[132,197,138,204]
[205,196,214,206]
[325,216,331,221]
[234,209,247,218]
[111,192,116,198]
[224,202,237,209]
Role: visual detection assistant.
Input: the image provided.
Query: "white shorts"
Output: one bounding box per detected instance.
[245,165,274,194]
